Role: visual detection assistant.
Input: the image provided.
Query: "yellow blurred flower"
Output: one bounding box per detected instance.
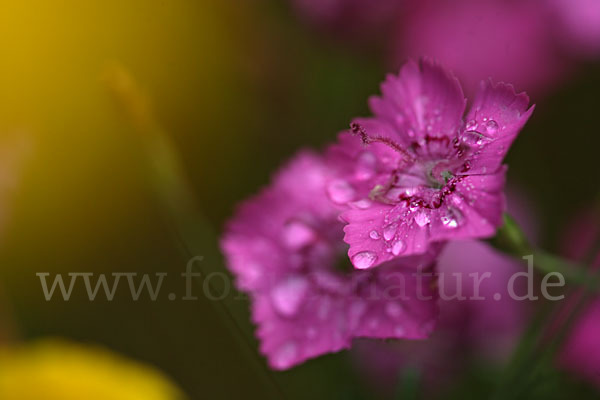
[0,339,185,400]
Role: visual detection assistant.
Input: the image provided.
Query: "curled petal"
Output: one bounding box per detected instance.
[461,81,534,175]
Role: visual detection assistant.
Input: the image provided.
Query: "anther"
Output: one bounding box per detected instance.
[350,123,416,163]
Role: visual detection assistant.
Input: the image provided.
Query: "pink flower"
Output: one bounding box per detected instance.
[351,190,537,396]
[291,0,401,40]
[353,241,534,395]
[221,151,439,370]
[561,298,600,387]
[548,0,600,58]
[326,59,534,269]
[559,208,600,386]
[391,0,568,96]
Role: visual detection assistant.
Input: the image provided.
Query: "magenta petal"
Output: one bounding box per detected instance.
[561,299,600,387]
[222,151,331,291]
[342,202,447,266]
[343,203,402,268]
[222,151,439,370]
[342,169,506,263]
[549,0,600,57]
[221,234,288,291]
[559,210,600,386]
[327,59,532,264]
[352,264,439,339]
[393,0,568,97]
[291,0,401,40]
[461,81,534,175]
[373,59,466,142]
[325,131,397,203]
[430,169,507,242]
[254,291,351,370]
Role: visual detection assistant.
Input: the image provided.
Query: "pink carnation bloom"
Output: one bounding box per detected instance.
[326,59,534,269]
[353,241,535,396]
[548,0,600,57]
[559,208,600,386]
[352,190,537,396]
[561,297,600,387]
[292,0,401,39]
[221,151,439,370]
[391,0,568,96]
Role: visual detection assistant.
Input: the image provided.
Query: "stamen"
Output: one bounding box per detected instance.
[350,123,416,163]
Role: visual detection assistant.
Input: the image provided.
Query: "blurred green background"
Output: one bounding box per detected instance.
[0,0,599,399]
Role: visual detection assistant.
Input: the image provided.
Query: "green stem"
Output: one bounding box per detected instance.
[490,301,554,400]
[488,214,600,291]
[489,213,600,399]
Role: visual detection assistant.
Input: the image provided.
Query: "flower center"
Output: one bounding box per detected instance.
[350,122,470,210]
[372,168,462,210]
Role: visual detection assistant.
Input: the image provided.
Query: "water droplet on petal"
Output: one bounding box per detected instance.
[461,131,489,147]
[352,251,378,269]
[391,239,406,255]
[270,276,309,317]
[440,207,462,229]
[350,198,372,209]
[441,216,458,228]
[409,199,423,212]
[369,230,380,240]
[414,210,431,227]
[383,224,397,241]
[282,220,316,249]
[327,179,355,204]
[403,187,417,196]
[465,120,478,131]
[273,342,297,369]
[485,119,499,135]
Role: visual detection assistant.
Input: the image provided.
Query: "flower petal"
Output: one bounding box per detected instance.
[351,263,439,339]
[342,202,446,267]
[461,81,534,175]
[370,59,466,143]
[253,291,351,370]
[222,150,440,370]
[430,169,506,242]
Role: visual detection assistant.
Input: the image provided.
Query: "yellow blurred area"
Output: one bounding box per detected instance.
[0,0,242,127]
[0,0,268,275]
[0,339,185,399]
[0,5,281,395]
